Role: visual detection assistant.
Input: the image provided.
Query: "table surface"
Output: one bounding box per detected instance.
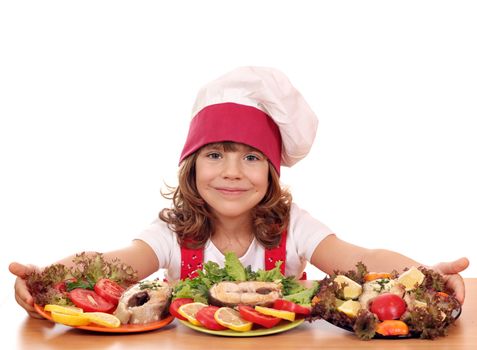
[2,279,476,350]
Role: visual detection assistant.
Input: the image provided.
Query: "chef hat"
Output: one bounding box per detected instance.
[179,66,318,174]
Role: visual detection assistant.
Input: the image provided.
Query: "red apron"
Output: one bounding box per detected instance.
[179,230,305,280]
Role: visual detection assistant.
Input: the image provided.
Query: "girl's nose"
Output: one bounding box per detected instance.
[221,157,243,179]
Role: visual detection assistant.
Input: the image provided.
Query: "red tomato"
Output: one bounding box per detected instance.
[196,306,227,330]
[169,298,194,320]
[53,278,77,293]
[69,288,115,313]
[238,305,281,328]
[94,278,125,305]
[273,299,311,316]
[370,293,407,321]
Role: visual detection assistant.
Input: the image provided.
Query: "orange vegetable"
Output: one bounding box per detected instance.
[436,292,449,299]
[375,320,409,336]
[364,272,392,282]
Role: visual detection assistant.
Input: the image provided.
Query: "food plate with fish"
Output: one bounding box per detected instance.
[170,253,318,336]
[27,253,175,333]
[308,263,462,340]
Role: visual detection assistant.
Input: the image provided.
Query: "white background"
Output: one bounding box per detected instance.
[1,1,476,309]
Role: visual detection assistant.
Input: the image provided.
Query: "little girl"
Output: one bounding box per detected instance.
[10,67,469,318]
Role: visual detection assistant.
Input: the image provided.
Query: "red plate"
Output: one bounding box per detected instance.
[34,304,174,333]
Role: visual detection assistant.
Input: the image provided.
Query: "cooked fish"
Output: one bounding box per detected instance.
[209,281,282,307]
[359,279,406,309]
[114,280,172,325]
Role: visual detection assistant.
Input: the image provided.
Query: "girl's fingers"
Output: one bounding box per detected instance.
[10,262,44,318]
[14,277,33,306]
[9,262,36,278]
[433,257,470,275]
[432,257,469,305]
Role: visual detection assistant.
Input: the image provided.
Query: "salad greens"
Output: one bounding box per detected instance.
[173,252,316,305]
[26,252,138,306]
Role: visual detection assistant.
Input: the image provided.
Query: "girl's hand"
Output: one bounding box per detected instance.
[9,262,44,319]
[432,257,470,305]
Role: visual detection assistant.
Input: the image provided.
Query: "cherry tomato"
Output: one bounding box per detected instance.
[273,299,311,316]
[94,278,125,306]
[370,293,407,321]
[196,306,227,330]
[169,298,194,320]
[238,305,281,328]
[69,288,115,313]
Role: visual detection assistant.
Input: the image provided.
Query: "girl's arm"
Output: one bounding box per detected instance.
[310,234,469,304]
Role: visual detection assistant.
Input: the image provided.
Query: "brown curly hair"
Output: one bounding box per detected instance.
[159,142,292,249]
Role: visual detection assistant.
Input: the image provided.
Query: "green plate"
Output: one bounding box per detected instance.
[178,318,304,337]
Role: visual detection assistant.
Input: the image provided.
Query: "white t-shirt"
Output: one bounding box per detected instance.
[136,203,333,281]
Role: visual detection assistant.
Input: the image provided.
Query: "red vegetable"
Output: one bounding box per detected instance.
[370,293,406,321]
[53,278,77,293]
[196,306,227,330]
[69,288,115,313]
[238,305,281,328]
[273,299,311,316]
[169,298,194,320]
[94,278,125,305]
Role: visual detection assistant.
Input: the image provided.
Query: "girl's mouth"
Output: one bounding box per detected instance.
[215,187,247,195]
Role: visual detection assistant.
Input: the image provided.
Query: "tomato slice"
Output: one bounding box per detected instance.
[273,299,311,316]
[94,278,125,306]
[69,288,115,313]
[238,305,281,328]
[169,298,194,320]
[196,306,227,330]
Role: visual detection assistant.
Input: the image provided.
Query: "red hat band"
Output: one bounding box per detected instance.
[179,102,282,174]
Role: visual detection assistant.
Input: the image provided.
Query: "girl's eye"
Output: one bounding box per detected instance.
[206,152,222,159]
[245,154,260,161]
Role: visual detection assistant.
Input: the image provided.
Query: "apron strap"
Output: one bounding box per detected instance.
[180,244,204,280]
[264,229,287,275]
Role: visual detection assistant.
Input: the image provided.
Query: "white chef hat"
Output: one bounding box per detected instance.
[180,66,318,174]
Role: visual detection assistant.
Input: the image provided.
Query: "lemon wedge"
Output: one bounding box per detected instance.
[397,266,425,291]
[214,307,253,332]
[337,300,362,318]
[85,312,121,328]
[334,275,362,299]
[178,302,208,326]
[51,311,90,326]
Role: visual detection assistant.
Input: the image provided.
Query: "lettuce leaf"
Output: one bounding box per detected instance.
[224,252,246,281]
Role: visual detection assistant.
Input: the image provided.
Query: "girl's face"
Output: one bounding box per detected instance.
[195,143,270,220]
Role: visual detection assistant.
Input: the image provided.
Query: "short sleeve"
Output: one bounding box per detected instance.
[135,218,179,270]
[288,203,333,261]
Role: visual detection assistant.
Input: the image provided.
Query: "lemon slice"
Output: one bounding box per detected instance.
[214,307,253,332]
[51,311,90,326]
[85,312,121,328]
[178,302,208,326]
[44,304,84,315]
[254,306,295,321]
